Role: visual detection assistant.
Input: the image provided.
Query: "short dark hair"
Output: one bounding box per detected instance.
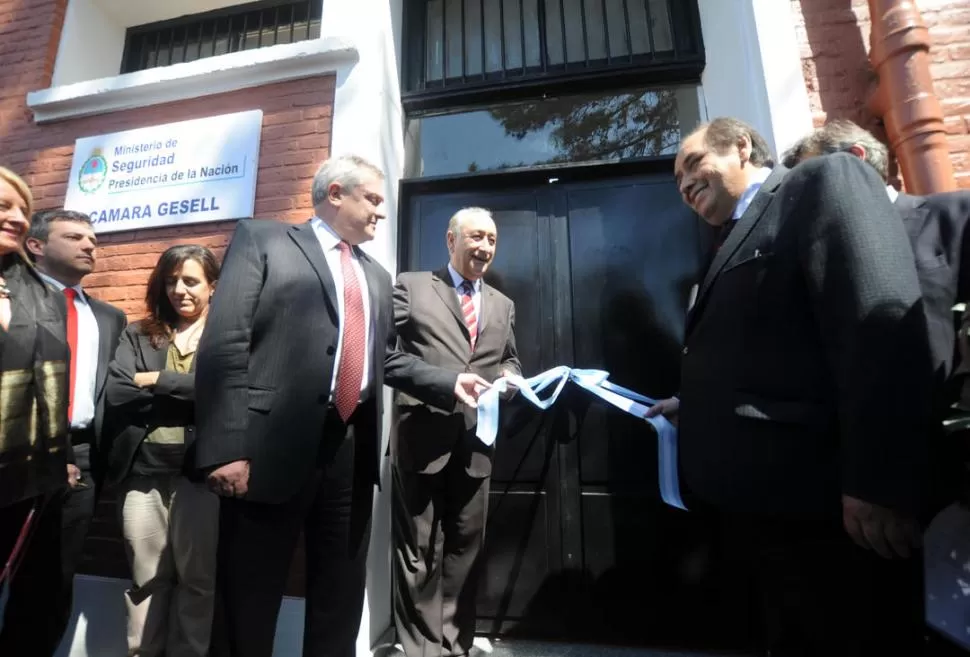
[700,117,775,168]
[781,135,814,169]
[28,209,93,243]
[141,244,221,348]
[785,119,889,182]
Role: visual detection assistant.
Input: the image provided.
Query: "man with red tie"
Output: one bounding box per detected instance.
[195,155,490,657]
[391,207,521,657]
[0,210,126,656]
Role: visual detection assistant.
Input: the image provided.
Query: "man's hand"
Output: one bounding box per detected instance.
[500,369,519,398]
[842,494,920,559]
[67,464,81,489]
[455,373,491,408]
[134,371,160,388]
[644,397,679,427]
[207,459,251,498]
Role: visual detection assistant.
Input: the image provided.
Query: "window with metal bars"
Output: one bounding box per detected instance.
[120,0,322,74]
[403,0,702,107]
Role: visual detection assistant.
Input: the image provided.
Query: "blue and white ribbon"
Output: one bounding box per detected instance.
[476,368,686,511]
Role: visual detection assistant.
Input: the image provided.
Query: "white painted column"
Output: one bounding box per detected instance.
[695,0,813,158]
[319,0,406,654]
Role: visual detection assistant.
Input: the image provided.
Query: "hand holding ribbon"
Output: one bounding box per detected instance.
[476,367,686,510]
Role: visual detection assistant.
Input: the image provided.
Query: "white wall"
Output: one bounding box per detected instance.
[318,0,407,651]
[52,0,126,86]
[696,0,813,158]
[52,0,324,86]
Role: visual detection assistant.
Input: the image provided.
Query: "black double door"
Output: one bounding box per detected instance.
[402,166,717,647]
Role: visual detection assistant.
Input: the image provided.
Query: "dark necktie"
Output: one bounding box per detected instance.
[460,280,478,350]
[334,242,365,422]
[63,288,78,422]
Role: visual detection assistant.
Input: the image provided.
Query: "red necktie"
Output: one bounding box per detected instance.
[334,242,366,422]
[63,288,78,422]
[460,280,478,350]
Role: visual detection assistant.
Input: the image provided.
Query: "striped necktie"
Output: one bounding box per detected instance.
[460,280,478,350]
[334,241,365,421]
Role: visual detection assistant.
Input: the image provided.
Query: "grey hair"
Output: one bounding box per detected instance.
[785,119,890,182]
[447,207,494,237]
[310,154,385,207]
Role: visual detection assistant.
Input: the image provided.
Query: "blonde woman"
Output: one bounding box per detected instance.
[0,166,73,656]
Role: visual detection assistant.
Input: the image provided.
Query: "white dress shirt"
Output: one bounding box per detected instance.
[40,273,99,429]
[732,166,774,221]
[311,218,373,397]
[447,263,482,327]
[886,185,899,204]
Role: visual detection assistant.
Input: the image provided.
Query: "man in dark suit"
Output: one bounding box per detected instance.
[0,210,126,655]
[782,119,970,387]
[648,117,934,655]
[195,155,490,657]
[783,120,970,517]
[391,207,521,657]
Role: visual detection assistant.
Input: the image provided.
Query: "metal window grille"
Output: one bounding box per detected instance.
[407,0,699,93]
[121,0,322,74]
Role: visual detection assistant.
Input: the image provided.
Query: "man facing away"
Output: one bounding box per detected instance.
[0,210,126,656]
[783,119,970,389]
[392,207,521,657]
[195,154,490,657]
[648,117,934,656]
[783,119,970,518]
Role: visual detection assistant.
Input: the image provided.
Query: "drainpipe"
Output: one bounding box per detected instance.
[867,0,955,193]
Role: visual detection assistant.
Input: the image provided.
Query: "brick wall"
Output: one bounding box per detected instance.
[6,77,336,315]
[0,0,334,587]
[0,1,334,317]
[791,0,970,188]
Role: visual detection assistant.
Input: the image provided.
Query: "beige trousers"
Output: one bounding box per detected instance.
[119,475,219,657]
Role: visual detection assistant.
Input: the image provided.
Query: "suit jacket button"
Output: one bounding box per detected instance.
[464,366,471,373]
[682,346,689,355]
[327,345,336,356]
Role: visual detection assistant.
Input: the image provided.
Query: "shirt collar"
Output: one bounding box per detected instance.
[447,263,481,292]
[732,166,774,221]
[38,271,86,302]
[311,217,345,251]
[885,185,899,204]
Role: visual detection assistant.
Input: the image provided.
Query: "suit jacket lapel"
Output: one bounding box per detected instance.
[90,300,112,399]
[894,192,928,241]
[688,166,787,329]
[432,268,469,338]
[288,221,339,323]
[138,332,169,372]
[478,284,494,336]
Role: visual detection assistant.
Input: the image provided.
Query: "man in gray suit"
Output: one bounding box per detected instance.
[392,207,521,657]
[195,155,490,657]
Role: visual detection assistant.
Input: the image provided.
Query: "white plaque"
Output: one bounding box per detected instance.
[64,110,263,233]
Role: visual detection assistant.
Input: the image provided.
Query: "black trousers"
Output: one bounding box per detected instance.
[0,493,66,656]
[210,416,374,657]
[0,439,96,656]
[708,508,926,657]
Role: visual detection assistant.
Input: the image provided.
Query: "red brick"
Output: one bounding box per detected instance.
[793,0,970,185]
[944,115,969,135]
